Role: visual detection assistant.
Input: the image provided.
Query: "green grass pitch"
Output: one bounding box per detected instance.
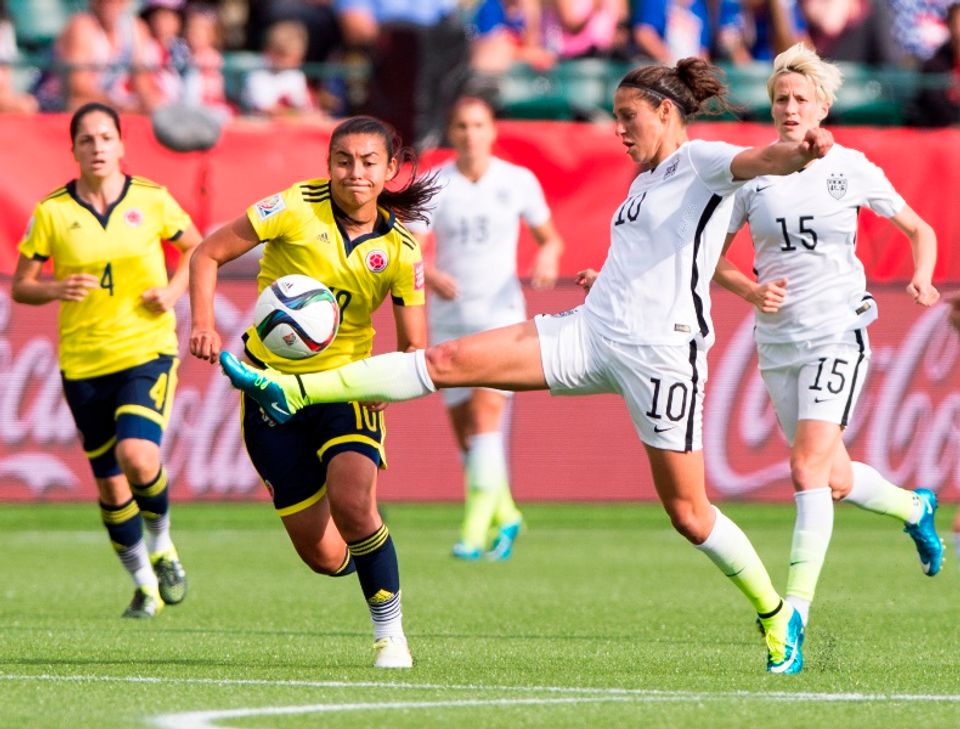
[1,502,958,728]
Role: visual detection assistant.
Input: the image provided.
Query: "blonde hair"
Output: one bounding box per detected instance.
[767,43,843,106]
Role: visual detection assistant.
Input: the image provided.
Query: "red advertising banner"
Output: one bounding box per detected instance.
[0,114,958,283]
[0,281,956,503]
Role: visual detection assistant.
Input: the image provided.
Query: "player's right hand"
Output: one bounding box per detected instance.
[748,277,787,313]
[190,328,222,364]
[800,128,833,160]
[58,273,99,301]
[575,268,599,292]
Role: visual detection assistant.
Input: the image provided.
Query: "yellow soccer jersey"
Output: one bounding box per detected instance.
[18,176,192,379]
[245,178,425,374]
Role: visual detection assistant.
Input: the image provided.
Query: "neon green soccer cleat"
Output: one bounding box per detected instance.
[152,550,188,605]
[764,605,804,674]
[122,585,164,619]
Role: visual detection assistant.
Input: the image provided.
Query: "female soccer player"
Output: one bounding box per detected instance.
[409,96,565,561]
[220,58,835,674]
[189,116,439,669]
[713,44,944,629]
[13,102,198,618]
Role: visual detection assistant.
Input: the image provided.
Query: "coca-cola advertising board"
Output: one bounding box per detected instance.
[0,281,956,503]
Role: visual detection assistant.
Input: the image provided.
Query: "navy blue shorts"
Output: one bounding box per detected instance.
[241,394,386,516]
[61,355,178,478]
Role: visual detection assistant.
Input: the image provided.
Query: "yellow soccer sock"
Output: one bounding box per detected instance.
[298,351,436,406]
[696,506,782,616]
[784,488,833,623]
[844,462,919,523]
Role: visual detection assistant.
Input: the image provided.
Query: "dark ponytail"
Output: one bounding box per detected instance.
[328,116,441,224]
[618,58,732,121]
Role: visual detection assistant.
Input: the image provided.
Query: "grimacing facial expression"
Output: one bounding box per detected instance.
[72,110,124,179]
[328,133,398,212]
[771,72,829,143]
[613,86,670,168]
[448,101,497,161]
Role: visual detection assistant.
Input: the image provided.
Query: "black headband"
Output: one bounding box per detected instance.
[619,82,691,116]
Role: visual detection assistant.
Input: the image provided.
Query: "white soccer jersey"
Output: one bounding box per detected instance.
[409,157,551,332]
[584,139,746,346]
[728,144,905,343]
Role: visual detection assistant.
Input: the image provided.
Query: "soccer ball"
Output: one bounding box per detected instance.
[254,275,340,359]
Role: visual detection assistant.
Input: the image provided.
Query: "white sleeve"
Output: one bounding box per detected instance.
[727,186,750,234]
[517,167,551,228]
[854,152,906,218]
[687,139,748,197]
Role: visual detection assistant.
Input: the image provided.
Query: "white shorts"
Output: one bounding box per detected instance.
[535,307,708,452]
[758,328,871,445]
[431,323,516,408]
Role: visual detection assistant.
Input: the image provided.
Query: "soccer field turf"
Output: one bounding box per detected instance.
[1,502,958,728]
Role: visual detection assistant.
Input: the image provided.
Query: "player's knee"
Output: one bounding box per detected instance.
[114,442,160,484]
[666,503,710,543]
[789,457,825,491]
[424,341,461,384]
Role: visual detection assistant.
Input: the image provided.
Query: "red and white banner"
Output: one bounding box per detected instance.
[0,282,956,503]
[1,115,958,282]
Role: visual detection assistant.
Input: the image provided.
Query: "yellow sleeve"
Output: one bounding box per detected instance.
[17,203,52,260]
[245,184,299,243]
[158,188,193,240]
[390,228,425,307]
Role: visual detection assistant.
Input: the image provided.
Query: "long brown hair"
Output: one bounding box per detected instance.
[617,58,732,121]
[328,116,441,224]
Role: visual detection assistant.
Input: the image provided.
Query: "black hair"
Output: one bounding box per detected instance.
[618,58,731,121]
[328,116,441,225]
[69,102,122,143]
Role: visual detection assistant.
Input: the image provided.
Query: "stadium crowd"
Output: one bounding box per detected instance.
[0,0,959,140]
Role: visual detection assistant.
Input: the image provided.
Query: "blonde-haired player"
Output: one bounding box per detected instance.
[13,102,199,618]
[715,43,944,630]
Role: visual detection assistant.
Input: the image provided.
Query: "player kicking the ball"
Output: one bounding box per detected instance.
[219,58,839,674]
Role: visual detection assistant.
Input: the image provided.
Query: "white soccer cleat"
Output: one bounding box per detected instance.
[373,636,413,669]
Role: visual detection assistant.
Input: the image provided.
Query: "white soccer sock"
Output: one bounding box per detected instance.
[461,432,509,548]
[696,506,782,616]
[300,350,437,404]
[844,462,920,523]
[143,512,173,556]
[118,539,158,589]
[785,487,833,625]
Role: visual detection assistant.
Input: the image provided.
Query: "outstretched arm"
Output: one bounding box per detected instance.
[731,128,834,181]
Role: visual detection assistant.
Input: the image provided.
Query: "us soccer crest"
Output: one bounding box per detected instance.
[826,173,847,200]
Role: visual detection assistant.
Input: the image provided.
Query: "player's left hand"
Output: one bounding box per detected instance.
[575,268,599,292]
[360,401,388,412]
[907,277,939,307]
[141,286,178,313]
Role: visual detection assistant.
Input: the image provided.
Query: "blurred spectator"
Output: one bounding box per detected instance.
[246,0,342,63]
[632,0,714,62]
[799,0,898,65]
[716,0,807,63]
[335,0,470,148]
[140,0,190,106]
[182,3,228,112]
[469,0,556,75]
[34,0,160,112]
[889,0,950,64]
[543,0,629,60]
[907,0,960,125]
[241,20,318,117]
[0,1,39,112]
